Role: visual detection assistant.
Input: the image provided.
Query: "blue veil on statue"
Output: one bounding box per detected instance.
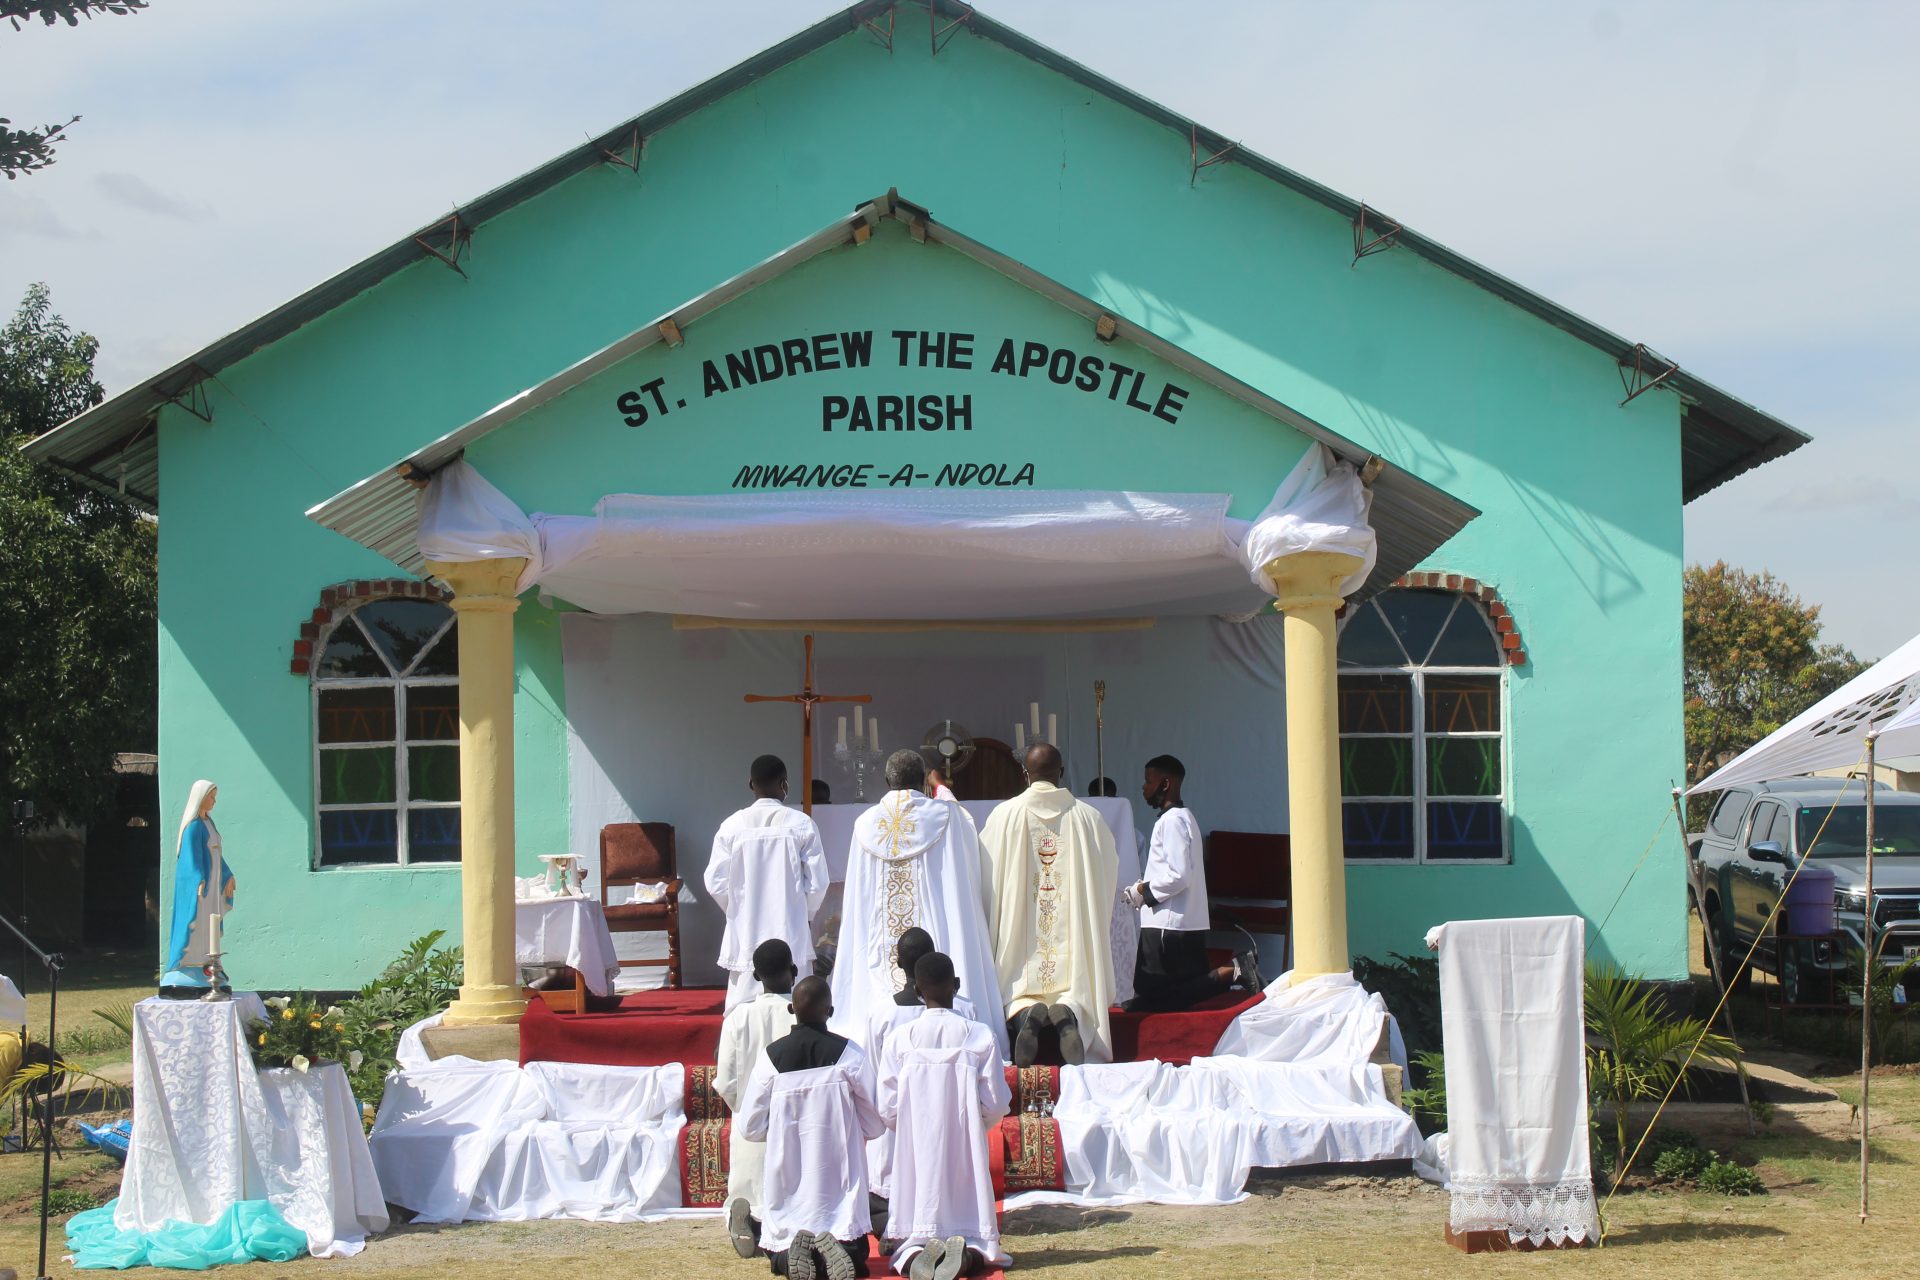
[161,779,234,992]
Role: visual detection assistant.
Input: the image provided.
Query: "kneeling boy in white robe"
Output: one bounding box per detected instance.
[862,928,981,1212]
[877,952,1012,1279]
[715,939,801,1259]
[740,976,887,1280]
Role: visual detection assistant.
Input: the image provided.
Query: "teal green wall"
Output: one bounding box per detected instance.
[154,20,1685,988]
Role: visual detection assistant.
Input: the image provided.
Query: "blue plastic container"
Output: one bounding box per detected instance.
[1784,865,1836,936]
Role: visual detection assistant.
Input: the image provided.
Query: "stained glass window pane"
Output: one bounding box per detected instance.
[319,808,399,866]
[354,600,452,676]
[1427,601,1500,666]
[413,624,458,676]
[1378,590,1456,666]
[1428,802,1504,859]
[1338,601,1405,666]
[1339,674,1412,734]
[1344,801,1415,861]
[319,747,395,805]
[1428,738,1501,797]
[409,745,460,802]
[317,687,396,744]
[409,809,461,863]
[406,685,461,742]
[316,618,388,679]
[1427,675,1501,734]
[1342,738,1413,797]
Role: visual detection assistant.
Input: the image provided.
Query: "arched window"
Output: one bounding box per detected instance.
[1337,588,1507,863]
[312,599,460,868]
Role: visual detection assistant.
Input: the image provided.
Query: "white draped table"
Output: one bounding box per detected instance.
[515,896,621,996]
[119,995,388,1258]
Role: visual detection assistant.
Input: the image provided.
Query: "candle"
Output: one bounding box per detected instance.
[1029,702,1040,736]
[1015,723,1026,751]
[838,716,847,749]
[854,704,864,735]
[208,912,222,956]
[1048,713,1058,745]
[870,718,880,750]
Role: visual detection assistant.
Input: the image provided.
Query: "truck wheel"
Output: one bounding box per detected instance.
[1714,918,1751,993]
[1781,951,1802,1005]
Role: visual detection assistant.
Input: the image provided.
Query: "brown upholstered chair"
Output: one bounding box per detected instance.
[600,821,682,988]
[1203,830,1293,971]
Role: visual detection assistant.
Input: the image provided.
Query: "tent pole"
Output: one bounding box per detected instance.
[1672,787,1756,1135]
[1860,732,1876,1223]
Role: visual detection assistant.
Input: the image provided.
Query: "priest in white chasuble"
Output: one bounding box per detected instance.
[831,750,1009,1061]
[705,754,830,1011]
[981,744,1118,1066]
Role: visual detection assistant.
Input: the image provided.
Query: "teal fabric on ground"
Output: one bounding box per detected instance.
[67,1198,305,1270]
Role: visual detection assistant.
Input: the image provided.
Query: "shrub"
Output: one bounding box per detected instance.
[336,931,463,1107]
[1352,952,1441,1056]
[1652,1145,1712,1182]
[1401,1049,1448,1137]
[44,1186,103,1215]
[1698,1158,1764,1196]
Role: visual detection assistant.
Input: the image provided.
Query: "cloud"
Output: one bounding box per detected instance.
[92,171,213,222]
[1772,477,1909,517]
[0,190,98,243]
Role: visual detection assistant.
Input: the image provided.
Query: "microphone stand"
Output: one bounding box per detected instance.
[1,908,63,1280]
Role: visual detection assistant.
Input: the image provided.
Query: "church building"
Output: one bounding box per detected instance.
[25,1,1804,1008]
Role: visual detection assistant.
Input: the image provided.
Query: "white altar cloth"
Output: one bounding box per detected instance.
[515,897,620,996]
[118,996,388,1258]
[368,1059,706,1224]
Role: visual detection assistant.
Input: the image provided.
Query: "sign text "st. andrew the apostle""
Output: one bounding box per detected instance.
[612,329,1193,431]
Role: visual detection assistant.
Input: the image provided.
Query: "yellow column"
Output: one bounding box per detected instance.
[426,556,529,1026]
[1264,550,1367,978]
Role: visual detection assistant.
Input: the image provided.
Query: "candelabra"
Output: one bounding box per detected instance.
[830,739,887,802]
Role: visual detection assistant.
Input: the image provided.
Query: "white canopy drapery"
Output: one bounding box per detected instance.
[1689,631,1920,794]
[415,445,1376,619]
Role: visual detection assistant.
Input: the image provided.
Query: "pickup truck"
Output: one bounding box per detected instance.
[1690,777,1920,1002]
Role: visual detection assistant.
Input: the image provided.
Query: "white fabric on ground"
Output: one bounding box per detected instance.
[368,1059,690,1224]
[715,991,798,1217]
[514,898,621,997]
[394,1011,446,1071]
[1427,916,1599,1246]
[118,997,387,1258]
[1213,971,1391,1066]
[705,799,829,1006]
[878,1009,1012,1270]
[738,1041,886,1252]
[830,791,1008,1060]
[1241,444,1377,597]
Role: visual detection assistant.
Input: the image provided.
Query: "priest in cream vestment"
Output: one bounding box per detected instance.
[830,750,1009,1061]
[981,744,1118,1065]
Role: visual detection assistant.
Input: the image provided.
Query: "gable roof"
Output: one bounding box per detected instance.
[306,190,1477,603]
[22,0,1805,510]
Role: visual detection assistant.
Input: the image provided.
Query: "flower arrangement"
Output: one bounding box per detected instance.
[246,994,364,1076]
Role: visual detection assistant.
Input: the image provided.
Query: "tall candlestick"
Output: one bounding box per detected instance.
[1015,723,1026,751]
[1029,702,1040,736]
[1048,713,1058,746]
[854,704,864,736]
[208,912,222,956]
[838,716,847,749]
[870,718,880,750]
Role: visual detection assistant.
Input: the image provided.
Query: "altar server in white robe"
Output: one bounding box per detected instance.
[863,928,981,1202]
[739,977,887,1277]
[832,751,1007,1061]
[715,939,800,1259]
[707,755,830,1012]
[878,952,1012,1278]
[981,744,1118,1066]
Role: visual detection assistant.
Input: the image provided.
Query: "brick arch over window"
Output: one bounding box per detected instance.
[290,578,450,676]
[1393,571,1527,667]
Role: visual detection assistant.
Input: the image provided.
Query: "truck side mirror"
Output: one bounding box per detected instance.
[1749,840,1787,864]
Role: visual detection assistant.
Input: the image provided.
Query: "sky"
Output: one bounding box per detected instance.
[3,1,1915,657]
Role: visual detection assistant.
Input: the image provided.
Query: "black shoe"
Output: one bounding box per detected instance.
[1011,1007,1040,1068]
[787,1233,818,1280]
[728,1196,758,1259]
[1049,1004,1085,1065]
[907,1240,943,1280]
[817,1236,856,1280]
[932,1236,968,1280]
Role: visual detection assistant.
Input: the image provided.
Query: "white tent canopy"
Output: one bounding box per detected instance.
[415,444,1377,621]
[1689,630,1920,794]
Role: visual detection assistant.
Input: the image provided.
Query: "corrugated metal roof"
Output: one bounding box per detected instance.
[21,0,1805,508]
[307,191,1479,605]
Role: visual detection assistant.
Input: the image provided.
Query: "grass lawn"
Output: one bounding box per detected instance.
[9,946,152,1058]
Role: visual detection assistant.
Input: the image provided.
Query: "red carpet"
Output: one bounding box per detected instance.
[522,988,1263,1070]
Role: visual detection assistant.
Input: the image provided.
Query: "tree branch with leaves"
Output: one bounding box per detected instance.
[1,1,147,179]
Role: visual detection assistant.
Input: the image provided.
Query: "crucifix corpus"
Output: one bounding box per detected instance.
[744,633,871,814]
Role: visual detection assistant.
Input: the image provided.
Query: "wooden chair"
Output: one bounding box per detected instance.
[599,821,683,988]
[1203,830,1292,971]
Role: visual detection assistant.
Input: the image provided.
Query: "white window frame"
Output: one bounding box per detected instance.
[1338,591,1512,865]
[311,606,461,870]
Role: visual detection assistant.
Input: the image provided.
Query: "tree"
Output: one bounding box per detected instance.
[1,2,147,180]
[0,283,157,824]
[1683,561,1868,794]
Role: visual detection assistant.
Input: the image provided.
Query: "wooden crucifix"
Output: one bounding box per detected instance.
[744,633,870,814]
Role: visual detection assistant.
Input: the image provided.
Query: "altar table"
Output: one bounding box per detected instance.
[515,896,621,997]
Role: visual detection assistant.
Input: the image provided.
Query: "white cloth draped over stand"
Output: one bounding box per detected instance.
[414,445,1375,620]
[117,996,388,1259]
[514,897,621,996]
[1427,916,1599,1246]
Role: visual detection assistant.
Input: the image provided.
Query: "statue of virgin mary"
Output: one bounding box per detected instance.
[160,780,235,994]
